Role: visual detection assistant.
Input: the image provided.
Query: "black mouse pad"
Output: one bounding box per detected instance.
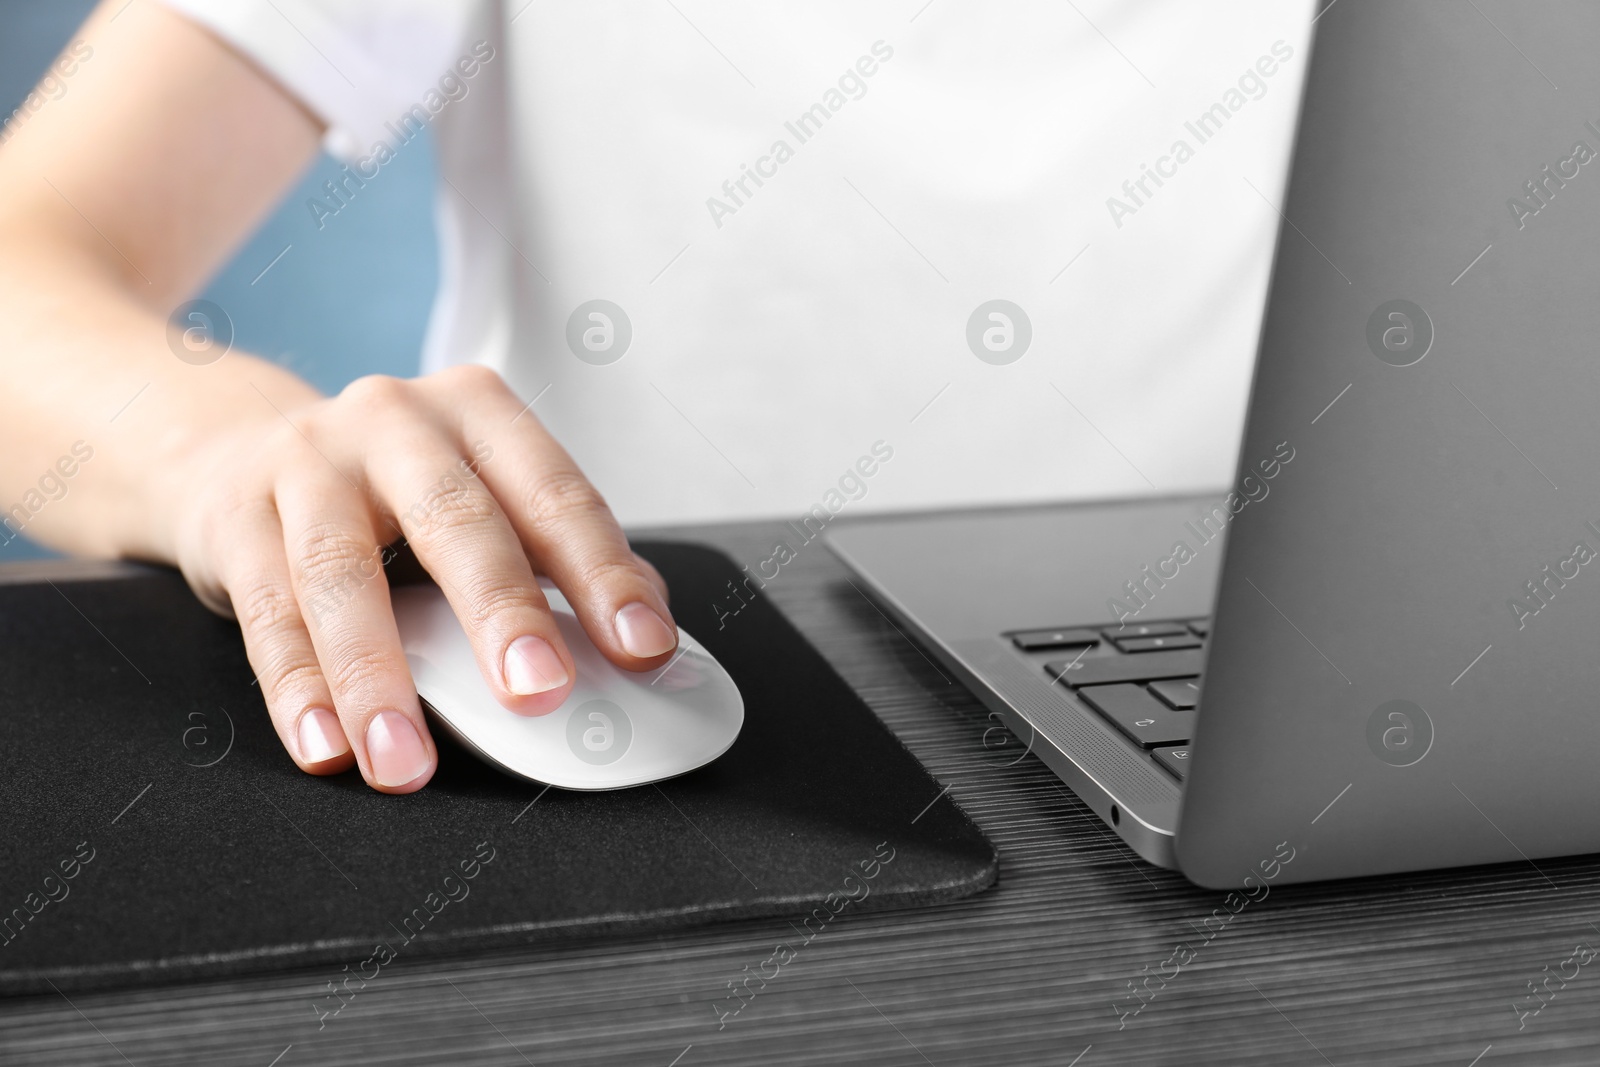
[0,541,996,995]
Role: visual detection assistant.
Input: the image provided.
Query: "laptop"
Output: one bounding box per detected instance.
[825,0,1600,888]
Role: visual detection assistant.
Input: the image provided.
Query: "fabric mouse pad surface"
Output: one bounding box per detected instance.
[0,542,997,995]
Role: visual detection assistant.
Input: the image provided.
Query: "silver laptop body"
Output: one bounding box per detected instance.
[827,0,1600,887]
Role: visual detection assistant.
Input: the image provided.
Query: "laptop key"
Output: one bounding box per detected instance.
[1114,633,1203,654]
[1009,627,1100,652]
[1152,746,1192,780]
[1101,621,1188,642]
[1149,677,1200,710]
[1044,648,1205,688]
[1077,684,1195,748]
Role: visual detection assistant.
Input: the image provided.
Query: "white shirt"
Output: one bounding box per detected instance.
[161,0,1314,526]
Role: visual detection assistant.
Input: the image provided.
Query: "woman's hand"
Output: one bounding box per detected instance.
[168,365,678,793]
[0,2,678,791]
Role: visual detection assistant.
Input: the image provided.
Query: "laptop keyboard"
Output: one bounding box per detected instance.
[1009,619,1209,782]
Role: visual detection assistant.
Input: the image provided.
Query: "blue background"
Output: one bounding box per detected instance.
[1,0,438,559]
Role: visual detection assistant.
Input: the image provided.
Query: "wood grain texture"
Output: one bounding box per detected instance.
[2,517,1598,1066]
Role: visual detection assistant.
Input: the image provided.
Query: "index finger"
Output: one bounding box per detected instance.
[436,369,677,670]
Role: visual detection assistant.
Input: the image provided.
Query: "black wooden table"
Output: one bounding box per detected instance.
[3,517,1598,1066]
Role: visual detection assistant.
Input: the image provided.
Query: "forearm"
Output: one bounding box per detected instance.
[0,230,321,561]
[0,0,328,561]
[0,0,686,796]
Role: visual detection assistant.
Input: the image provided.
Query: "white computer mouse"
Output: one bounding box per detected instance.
[391,581,743,790]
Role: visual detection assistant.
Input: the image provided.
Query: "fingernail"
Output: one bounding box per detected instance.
[365,710,431,787]
[615,601,677,658]
[297,707,349,763]
[504,635,569,695]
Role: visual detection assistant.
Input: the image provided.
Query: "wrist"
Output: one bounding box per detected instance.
[124,360,322,563]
